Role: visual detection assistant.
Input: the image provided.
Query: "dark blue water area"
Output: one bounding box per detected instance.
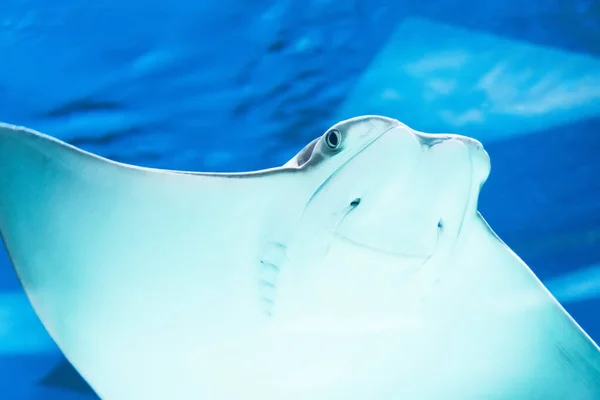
[0,0,599,397]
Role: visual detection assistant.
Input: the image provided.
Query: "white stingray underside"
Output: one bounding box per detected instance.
[0,124,295,397]
[0,122,599,399]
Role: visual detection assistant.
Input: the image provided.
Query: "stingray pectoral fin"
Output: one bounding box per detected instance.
[450,213,600,397]
[0,124,289,395]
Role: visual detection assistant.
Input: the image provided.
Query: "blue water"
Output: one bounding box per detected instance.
[0,1,599,397]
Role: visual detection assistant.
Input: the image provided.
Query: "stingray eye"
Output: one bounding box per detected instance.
[325,129,342,150]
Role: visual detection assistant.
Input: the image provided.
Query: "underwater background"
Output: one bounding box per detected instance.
[0,0,599,398]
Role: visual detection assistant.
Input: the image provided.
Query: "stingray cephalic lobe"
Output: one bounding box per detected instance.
[0,117,599,399]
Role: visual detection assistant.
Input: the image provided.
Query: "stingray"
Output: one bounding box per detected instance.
[0,116,598,399]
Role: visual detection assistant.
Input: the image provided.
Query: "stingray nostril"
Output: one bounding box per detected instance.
[350,198,361,207]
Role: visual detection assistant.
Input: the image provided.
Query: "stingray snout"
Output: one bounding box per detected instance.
[413,131,491,187]
[452,135,491,186]
[443,135,490,186]
[413,132,481,151]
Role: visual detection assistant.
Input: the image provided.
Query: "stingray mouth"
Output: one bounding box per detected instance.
[333,222,442,262]
[333,228,441,262]
[331,198,444,263]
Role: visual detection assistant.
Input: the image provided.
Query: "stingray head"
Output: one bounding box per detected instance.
[296,115,491,262]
